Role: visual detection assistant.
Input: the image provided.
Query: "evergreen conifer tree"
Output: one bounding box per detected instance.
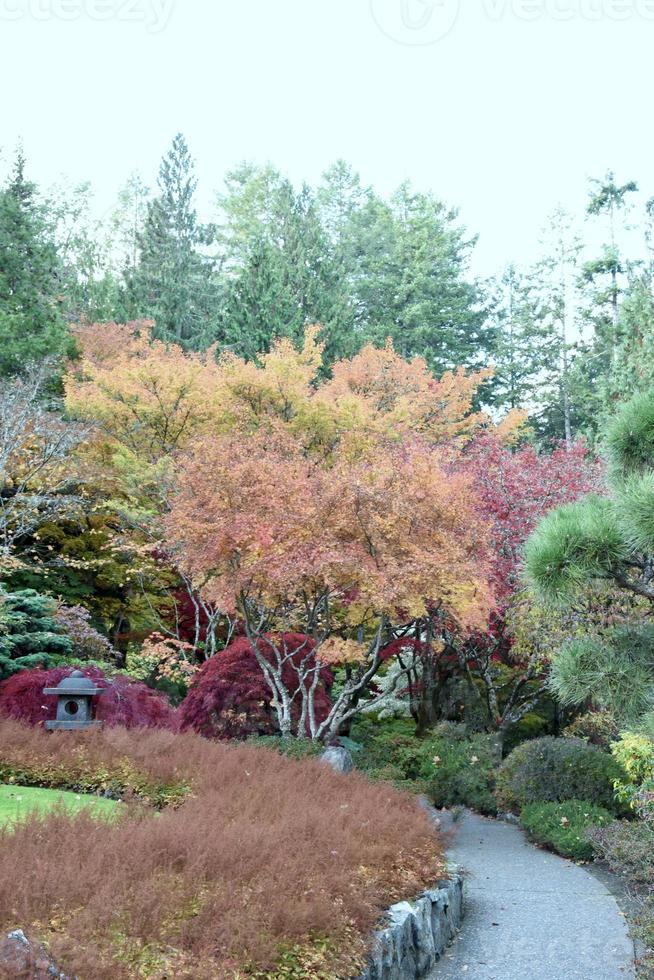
[133,134,219,347]
[0,588,72,680]
[0,150,68,374]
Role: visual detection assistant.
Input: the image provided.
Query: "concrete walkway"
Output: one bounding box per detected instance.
[429,811,635,980]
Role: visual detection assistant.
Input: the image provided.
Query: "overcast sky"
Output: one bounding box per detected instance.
[1,0,652,275]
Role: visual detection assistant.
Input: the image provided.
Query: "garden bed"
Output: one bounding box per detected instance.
[0,719,445,979]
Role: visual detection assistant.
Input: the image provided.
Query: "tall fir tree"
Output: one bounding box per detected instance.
[489,264,554,413]
[350,183,493,375]
[530,209,584,444]
[218,168,354,364]
[0,149,69,374]
[586,173,637,312]
[47,178,127,324]
[604,274,654,408]
[580,172,638,370]
[220,238,295,359]
[560,173,641,440]
[111,171,151,278]
[132,134,220,347]
[316,160,369,252]
[216,162,287,266]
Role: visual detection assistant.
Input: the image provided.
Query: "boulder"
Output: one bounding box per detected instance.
[320,746,354,774]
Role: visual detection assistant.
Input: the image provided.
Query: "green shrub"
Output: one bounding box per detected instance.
[426,735,497,815]
[502,711,550,756]
[248,736,323,761]
[350,717,422,782]
[521,799,613,860]
[496,736,626,814]
[361,763,407,785]
[611,731,654,818]
[563,710,619,749]
[354,719,497,814]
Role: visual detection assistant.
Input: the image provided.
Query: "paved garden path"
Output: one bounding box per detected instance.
[429,810,635,980]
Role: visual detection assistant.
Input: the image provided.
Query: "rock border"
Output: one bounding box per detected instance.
[0,928,69,978]
[358,867,464,980]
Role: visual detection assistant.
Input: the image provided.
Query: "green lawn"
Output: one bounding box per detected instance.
[0,783,121,828]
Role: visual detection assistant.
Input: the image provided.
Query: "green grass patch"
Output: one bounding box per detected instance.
[0,783,121,828]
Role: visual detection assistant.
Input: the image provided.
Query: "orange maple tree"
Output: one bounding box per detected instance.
[165,430,492,739]
[66,322,521,471]
[66,322,519,739]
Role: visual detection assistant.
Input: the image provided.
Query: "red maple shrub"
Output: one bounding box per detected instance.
[0,666,177,731]
[465,435,602,602]
[179,634,333,739]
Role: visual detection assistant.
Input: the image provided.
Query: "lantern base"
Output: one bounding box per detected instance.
[45,720,104,731]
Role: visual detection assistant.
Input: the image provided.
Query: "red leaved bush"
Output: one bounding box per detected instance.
[179,634,333,739]
[0,719,444,978]
[0,666,177,730]
[466,435,602,603]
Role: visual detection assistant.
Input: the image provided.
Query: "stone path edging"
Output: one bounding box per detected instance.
[358,867,464,980]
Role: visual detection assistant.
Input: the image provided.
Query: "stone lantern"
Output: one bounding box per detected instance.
[44,670,104,730]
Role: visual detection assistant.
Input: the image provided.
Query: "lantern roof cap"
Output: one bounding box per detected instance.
[44,670,104,697]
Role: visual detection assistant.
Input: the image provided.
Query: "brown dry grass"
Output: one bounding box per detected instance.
[0,719,444,978]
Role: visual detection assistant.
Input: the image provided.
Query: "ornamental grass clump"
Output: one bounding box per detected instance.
[0,718,444,978]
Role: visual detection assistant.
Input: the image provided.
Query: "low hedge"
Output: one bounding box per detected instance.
[520,799,613,860]
[496,736,626,815]
[0,720,188,807]
[426,733,497,815]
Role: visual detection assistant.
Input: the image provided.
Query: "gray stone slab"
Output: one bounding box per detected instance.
[429,811,635,980]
